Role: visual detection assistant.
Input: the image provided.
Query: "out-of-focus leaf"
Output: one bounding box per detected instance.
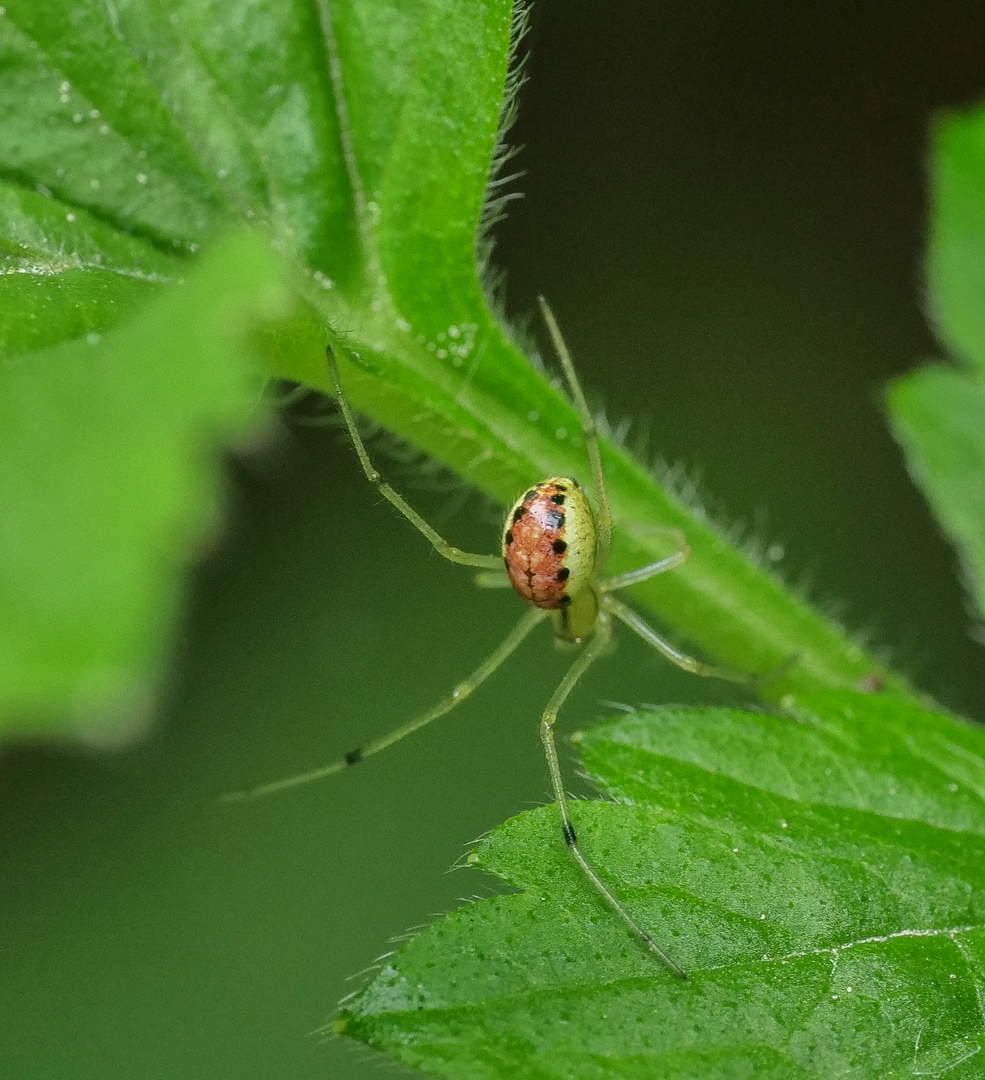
[889,104,985,625]
[927,104,985,373]
[889,367,985,623]
[0,229,287,740]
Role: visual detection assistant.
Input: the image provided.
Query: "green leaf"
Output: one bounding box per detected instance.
[339,691,985,1079]
[888,104,985,625]
[0,229,288,740]
[889,367,985,624]
[2,4,980,1076]
[927,104,985,374]
[0,0,908,747]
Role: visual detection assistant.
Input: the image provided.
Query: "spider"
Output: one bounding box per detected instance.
[227,299,761,979]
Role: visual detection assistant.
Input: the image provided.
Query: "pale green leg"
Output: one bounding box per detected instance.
[603,548,688,593]
[539,611,687,980]
[473,569,512,589]
[537,298,613,572]
[603,552,687,592]
[222,607,546,802]
[604,595,752,683]
[604,526,691,592]
[326,347,502,571]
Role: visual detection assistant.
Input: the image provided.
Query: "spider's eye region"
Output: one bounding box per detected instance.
[502,477,595,610]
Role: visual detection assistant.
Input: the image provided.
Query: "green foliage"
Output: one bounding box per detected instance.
[926,105,985,374]
[888,104,985,625]
[0,231,286,739]
[3,2,984,1077]
[0,0,905,752]
[890,369,985,623]
[340,692,985,1079]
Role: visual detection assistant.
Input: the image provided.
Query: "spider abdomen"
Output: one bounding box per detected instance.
[502,477,595,609]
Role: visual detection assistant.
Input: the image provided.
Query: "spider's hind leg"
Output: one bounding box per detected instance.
[220,606,547,802]
[604,594,757,684]
[537,610,687,979]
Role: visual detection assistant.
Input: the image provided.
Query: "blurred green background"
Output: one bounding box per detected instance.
[3,2,985,1078]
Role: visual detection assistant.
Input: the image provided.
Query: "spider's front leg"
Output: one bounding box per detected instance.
[326,346,502,571]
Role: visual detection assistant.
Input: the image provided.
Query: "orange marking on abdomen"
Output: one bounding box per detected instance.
[503,480,571,609]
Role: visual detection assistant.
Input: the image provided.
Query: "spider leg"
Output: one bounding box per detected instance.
[221,607,547,803]
[604,595,752,683]
[602,528,691,592]
[326,346,502,571]
[602,551,687,591]
[473,569,513,589]
[537,298,612,571]
[539,610,687,979]
[603,524,694,592]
